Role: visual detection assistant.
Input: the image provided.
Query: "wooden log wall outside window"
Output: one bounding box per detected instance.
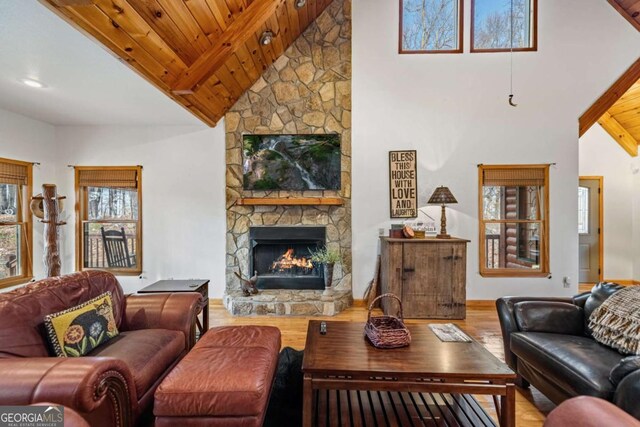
[478,164,549,278]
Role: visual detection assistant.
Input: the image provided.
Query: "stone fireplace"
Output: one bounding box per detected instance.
[223,0,352,316]
[250,226,325,290]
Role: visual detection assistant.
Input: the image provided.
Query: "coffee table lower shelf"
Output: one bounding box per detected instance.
[313,389,496,427]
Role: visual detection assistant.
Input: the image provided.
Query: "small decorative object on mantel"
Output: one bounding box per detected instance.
[31,184,66,277]
[427,186,458,239]
[365,293,411,349]
[402,225,414,238]
[309,246,342,296]
[389,150,418,218]
[234,269,259,296]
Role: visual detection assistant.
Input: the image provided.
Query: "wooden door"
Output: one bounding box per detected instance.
[437,243,466,318]
[401,242,438,317]
[578,179,601,283]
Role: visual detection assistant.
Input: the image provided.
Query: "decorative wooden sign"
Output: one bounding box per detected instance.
[389,150,418,218]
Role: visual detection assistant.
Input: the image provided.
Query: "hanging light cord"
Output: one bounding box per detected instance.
[508,0,518,107]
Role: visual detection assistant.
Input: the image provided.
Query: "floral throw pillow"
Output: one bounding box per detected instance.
[44,292,119,357]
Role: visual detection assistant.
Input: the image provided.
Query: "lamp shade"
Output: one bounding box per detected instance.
[428,186,457,205]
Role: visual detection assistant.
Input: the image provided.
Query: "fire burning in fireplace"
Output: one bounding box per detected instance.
[270,248,313,274]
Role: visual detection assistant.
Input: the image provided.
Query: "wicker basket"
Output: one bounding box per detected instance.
[364,293,411,349]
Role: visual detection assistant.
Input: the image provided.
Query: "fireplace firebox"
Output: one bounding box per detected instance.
[249,226,326,290]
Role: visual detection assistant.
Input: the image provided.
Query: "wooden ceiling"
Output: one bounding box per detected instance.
[41,0,334,126]
[608,0,640,32]
[598,80,640,156]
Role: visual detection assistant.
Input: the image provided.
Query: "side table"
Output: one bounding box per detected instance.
[138,279,209,338]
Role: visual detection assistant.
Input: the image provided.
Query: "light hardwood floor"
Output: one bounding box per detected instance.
[209,302,553,426]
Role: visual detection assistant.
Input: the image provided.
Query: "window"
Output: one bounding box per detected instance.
[479,165,549,277]
[75,167,142,275]
[400,0,463,53]
[578,186,589,234]
[0,158,33,288]
[471,0,537,52]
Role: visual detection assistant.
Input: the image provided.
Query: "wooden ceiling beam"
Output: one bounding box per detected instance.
[579,57,640,137]
[598,111,639,157]
[172,0,285,95]
[49,0,93,5]
[607,0,640,32]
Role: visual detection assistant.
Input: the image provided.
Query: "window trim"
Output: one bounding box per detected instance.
[75,166,143,276]
[470,0,538,53]
[478,164,549,278]
[398,0,464,54]
[0,157,33,289]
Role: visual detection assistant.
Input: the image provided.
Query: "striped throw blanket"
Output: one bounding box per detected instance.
[589,286,640,355]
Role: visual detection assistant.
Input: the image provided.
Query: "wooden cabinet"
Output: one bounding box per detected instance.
[379,237,469,319]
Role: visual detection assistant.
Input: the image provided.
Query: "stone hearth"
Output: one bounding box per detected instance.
[224,289,353,316]
[224,0,352,316]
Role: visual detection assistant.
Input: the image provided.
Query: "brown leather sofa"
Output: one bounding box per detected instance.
[0,271,203,427]
[497,283,640,420]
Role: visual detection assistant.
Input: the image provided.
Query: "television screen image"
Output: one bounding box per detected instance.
[242,134,341,191]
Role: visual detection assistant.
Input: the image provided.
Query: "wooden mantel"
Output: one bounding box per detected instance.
[236,197,344,206]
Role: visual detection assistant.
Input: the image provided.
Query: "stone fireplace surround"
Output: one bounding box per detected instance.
[224,0,352,316]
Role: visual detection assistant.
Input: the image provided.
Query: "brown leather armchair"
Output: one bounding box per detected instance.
[0,271,203,427]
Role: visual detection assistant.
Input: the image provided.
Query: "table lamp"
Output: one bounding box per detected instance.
[428,186,458,239]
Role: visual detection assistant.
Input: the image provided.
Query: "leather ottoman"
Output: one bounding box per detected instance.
[154,325,281,427]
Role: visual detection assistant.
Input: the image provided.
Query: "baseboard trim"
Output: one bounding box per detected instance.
[352,299,367,307]
[466,300,496,309]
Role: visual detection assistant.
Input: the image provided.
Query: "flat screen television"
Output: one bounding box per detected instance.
[242,134,341,191]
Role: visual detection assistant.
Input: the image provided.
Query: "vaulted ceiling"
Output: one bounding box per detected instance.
[41,0,333,126]
[598,79,640,156]
[579,2,640,156]
[608,0,640,32]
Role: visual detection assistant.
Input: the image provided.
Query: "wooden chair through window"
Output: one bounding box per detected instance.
[100,227,136,268]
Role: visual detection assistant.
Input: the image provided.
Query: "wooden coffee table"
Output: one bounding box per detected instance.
[302,321,516,427]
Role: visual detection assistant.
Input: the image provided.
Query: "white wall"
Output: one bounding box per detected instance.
[352,0,640,299]
[0,108,57,285]
[579,125,635,281]
[633,157,640,282]
[54,125,226,296]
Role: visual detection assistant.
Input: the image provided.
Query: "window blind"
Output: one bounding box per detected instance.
[0,161,28,186]
[483,168,545,187]
[78,169,138,189]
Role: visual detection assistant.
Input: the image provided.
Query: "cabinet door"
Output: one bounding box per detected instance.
[380,240,403,315]
[436,243,466,319]
[401,242,439,317]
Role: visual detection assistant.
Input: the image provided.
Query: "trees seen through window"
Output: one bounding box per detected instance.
[472,0,537,51]
[400,0,462,53]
